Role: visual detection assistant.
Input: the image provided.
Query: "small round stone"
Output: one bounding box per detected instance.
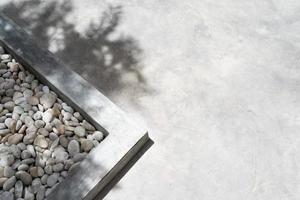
[42,109,54,123]
[2,154,15,166]
[8,119,17,132]
[15,120,22,131]
[1,54,11,60]
[38,128,49,136]
[49,132,58,141]
[74,126,85,137]
[63,112,72,121]
[29,167,41,178]
[33,111,42,120]
[42,86,49,93]
[23,90,33,98]
[8,62,19,72]
[5,89,14,97]
[0,191,13,200]
[42,150,51,159]
[17,164,29,171]
[26,145,36,157]
[34,135,48,148]
[62,103,73,113]
[67,140,80,156]
[4,118,12,128]
[37,167,44,177]
[36,185,46,200]
[24,116,34,127]
[81,139,94,152]
[3,166,14,178]
[14,180,23,198]
[31,178,42,194]
[21,150,31,160]
[44,165,53,175]
[61,171,68,178]
[9,145,21,159]
[0,129,10,136]
[3,176,16,190]
[21,158,35,165]
[0,177,8,187]
[52,148,68,163]
[73,112,83,121]
[25,74,34,83]
[13,106,24,115]
[52,163,64,172]
[0,123,5,130]
[40,93,56,109]
[7,134,23,145]
[23,131,37,144]
[35,156,46,168]
[52,104,61,118]
[34,120,45,128]
[49,138,59,150]
[17,143,26,151]
[92,131,104,141]
[15,171,32,185]
[18,125,26,134]
[11,159,21,170]
[82,120,95,131]
[3,101,14,112]
[26,96,39,106]
[41,174,48,185]
[56,124,65,135]
[59,136,69,148]
[24,187,34,200]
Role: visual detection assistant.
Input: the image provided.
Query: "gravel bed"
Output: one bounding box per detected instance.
[0,46,104,200]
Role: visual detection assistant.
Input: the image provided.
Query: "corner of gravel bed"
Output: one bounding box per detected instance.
[0,45,105,200]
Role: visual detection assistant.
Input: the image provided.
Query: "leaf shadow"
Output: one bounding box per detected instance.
[1,0,148,96]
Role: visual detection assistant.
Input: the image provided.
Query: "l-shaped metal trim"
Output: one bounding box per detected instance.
[0,14,151,200]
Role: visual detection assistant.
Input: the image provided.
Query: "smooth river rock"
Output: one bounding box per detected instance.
[67,140,80,156]
[40,93,56,109]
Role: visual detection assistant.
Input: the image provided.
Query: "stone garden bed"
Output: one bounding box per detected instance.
[0,14,151,200]
[0,48,104,200]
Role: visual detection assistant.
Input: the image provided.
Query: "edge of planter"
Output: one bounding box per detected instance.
[0,14,151,200]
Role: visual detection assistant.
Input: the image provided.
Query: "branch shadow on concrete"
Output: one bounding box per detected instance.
[1,0,147,95]
[0,0,152,199]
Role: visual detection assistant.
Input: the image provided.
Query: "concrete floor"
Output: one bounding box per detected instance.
[3,0,300,199]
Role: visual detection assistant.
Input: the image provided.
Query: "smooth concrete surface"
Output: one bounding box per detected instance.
[2,0,300,199]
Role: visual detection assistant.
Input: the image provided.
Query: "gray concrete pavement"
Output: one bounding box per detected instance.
[2,0,300,199]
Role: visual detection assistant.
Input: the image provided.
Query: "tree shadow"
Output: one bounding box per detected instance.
[1,0,147,95]
[0,0,151,198]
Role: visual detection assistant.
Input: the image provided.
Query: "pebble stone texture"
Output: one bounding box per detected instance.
[0,46,104,200]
